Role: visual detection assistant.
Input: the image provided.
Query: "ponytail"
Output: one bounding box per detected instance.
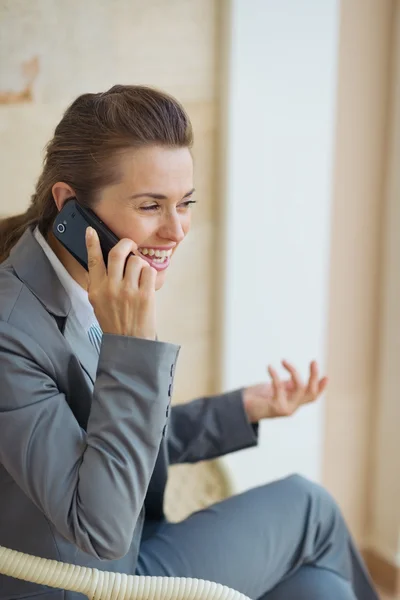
[0,205,39,263]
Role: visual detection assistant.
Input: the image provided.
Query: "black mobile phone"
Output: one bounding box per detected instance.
[52,198,121,270]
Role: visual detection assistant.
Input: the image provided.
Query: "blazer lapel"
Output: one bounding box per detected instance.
[9,227,98,385]
[9,227,71,317]
[63,310,98,386]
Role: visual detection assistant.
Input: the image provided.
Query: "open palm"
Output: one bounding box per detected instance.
[243,360,328,423]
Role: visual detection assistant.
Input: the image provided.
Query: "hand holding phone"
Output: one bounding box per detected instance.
[85,228,157,340]
[53,198,157,340]
[53,198,133,270]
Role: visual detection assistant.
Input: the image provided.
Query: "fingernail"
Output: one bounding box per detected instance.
[86,227,93,239]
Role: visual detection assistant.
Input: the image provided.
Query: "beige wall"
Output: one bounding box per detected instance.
[369,0,400,564]
[0,0,220,404]
[323,0,394,543]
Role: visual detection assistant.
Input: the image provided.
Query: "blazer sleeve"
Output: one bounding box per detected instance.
[167,389,259,464]
[0,320,179,561]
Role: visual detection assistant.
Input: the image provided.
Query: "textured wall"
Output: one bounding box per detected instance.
[0,0,220,404]
[0,0,225,519]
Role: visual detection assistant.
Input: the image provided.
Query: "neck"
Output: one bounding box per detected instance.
[46,232,89,291]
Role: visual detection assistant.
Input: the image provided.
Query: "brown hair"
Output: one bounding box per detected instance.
[0,85,193,262]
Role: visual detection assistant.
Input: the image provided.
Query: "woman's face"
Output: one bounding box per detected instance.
[95,145,194,290]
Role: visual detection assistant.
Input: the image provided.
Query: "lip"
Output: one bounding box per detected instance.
[136,245,176,272]
[138,254,171,272]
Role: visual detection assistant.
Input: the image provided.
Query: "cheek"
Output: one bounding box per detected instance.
[94,204,141,241]
[109,217,152,245]
[181,213,192,236]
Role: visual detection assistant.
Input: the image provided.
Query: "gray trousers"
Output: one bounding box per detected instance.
[137,475,379,600]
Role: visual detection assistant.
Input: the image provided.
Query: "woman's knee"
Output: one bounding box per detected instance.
[282,474,343,518]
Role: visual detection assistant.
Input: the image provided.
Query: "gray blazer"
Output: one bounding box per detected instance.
[0,227,258,600]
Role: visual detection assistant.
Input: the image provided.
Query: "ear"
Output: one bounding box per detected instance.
[52,182,76,212]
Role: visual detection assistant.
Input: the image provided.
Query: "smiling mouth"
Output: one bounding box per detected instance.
[138,247,173,270]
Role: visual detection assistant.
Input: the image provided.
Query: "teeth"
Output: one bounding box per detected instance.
[139,248,173,259]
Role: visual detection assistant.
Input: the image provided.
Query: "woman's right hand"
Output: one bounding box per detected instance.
[85,227,157,340]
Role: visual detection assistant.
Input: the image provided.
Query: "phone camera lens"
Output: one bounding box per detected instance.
[56,223,66,234]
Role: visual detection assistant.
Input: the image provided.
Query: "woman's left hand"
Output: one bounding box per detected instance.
[243,360,328,423]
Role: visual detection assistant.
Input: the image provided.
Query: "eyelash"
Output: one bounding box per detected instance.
[141,200,197,212]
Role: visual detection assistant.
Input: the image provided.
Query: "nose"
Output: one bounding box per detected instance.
[159,211,185,243]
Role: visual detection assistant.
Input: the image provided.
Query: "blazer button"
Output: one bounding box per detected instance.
[170,364,175,377]
[168,383,173,397]
[166,404,170,418]
[162,424,167,437]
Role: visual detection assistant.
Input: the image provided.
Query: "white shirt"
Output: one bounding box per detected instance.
[33,227,99,333]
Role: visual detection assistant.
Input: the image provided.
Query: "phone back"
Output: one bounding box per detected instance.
[53,199,119,270]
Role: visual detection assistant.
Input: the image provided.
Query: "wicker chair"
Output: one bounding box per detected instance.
[0,461,246,600]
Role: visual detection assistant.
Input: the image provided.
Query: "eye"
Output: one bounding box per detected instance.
[140,204,159,212]
[178,200,197,210]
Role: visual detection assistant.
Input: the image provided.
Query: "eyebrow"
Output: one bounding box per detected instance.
[129,188,195,201]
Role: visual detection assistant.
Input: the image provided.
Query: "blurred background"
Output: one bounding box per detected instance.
[1,0,399,597]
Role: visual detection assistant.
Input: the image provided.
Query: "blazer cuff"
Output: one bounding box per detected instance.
[99,334,180,373]
[216,388,259,454]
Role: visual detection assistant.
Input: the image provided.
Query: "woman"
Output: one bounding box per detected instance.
[0,85,377,600]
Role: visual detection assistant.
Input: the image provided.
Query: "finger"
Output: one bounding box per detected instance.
[306,360,319,397]
[304,375,328,404]
[268,365,283,398]
[86,227,106,285]
[107,238,137,284]
[139,264,157,293]
[281,360,303,390]
[124,254,148,289]
[318,376,329,395]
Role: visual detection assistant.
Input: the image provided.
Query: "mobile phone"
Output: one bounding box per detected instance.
[52,198,123,270]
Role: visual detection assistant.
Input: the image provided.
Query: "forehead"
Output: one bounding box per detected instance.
[117,145,194,195]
